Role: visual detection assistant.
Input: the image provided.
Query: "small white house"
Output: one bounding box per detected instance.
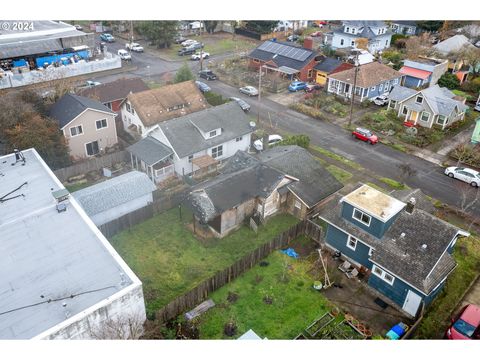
[127,102,253,181]
[73,171,157,226]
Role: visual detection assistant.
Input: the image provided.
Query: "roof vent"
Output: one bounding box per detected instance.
[52,189,70,213]
[421,244,428,250]
[405,197,416,214]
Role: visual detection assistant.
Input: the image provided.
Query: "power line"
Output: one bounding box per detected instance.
[0,285,117,317]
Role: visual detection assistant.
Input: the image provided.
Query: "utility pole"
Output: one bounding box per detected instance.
[200,47,204,71]
[257,64,263,124]
[348,51,359,128]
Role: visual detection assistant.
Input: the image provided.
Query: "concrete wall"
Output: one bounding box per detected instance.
[63,109,118,160]
[89,193,153,226]
[40,284,146,339]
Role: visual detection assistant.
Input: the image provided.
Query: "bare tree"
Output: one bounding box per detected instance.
[405,33,434,59]
[456,181,480,232]
[88,313,145,340]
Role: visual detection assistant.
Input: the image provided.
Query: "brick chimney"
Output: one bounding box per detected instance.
[303,37,313,50]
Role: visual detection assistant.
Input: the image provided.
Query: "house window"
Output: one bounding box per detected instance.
[372,264,395,285]
[420,111,430,122]
[370,85,376,91]
[294,200,301,209]
[353,208,371,226]
[352,28,356,34]
[346,27,350,33]
[209,130,217,138]
[340,39,344,46]
[85,141,100,156]
[106,102,112,109]
[355,86,362,96]
[211,145,223,159]
[253,59,260,63]
[437,115,447,125]
[402,106,408,115]
[307,69,313,78]
[389,100,397,109]
[351,40,355,46]
[131,107,135,115]
[379,83,383,92]
[347,236,358,250]
[96,119,107,129]
[393,78,398,85]
[385,39,389,46]
[126,102,131,113]
[70,125,83,137]
[188,155,194,163]
[236,136,243,142]
[415,95,423,104]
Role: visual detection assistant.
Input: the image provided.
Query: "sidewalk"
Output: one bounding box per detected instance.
[436,123,476,156]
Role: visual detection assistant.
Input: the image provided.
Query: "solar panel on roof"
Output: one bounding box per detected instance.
[257,41,311,62]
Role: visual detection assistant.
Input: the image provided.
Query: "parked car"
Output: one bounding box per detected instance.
[199,69,217,81]
[74,24,83,31]
[178,43,204,56]
[445,304,480,339]
[191,52,210,60]
[174,36,187,44]
[352,127,378,144]
[305,84,321,93]
[100,33,115,43]
[474,103,480,112]
[253,135,283,151]
[239,86,259,97]
[287,34,300,42]
[117,49,132,61]
[126,42,144,52]
[181,39,199,47]
[373,94,389,106]
[444,166,480,187]
[288,81,307,92]
[195,80,211,93]
[229,97,251,112]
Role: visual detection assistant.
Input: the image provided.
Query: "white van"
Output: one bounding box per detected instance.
[117,49,131,61]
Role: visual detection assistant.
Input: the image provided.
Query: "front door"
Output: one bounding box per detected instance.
[402,290,422,317]
[409,110,418,123]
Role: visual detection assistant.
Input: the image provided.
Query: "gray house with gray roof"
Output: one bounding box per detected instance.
[328,21,392,53]
[127,102,253,180]
[388,84,469,129]
[73,170,156,226]
[187,146,343,237]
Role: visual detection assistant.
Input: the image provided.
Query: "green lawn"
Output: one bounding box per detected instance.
[379,177,407,190]
[196,243,332,339]
[326,164,353,184]
[65,182,90,193]
[414,236,480,339]
[109,207,299,315]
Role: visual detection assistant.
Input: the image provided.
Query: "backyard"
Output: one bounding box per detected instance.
[195,236,334,339]
[109,207,299,317]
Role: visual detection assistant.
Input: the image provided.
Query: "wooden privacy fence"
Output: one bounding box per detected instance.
[54,151,129,182]
[155,220,323,323]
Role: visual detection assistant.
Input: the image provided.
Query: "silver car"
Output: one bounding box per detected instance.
[239,86,259,97]
[444,166,480,187]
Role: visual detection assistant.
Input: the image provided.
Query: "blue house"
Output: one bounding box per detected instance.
[327,62,404,102]
[319,184,469,317]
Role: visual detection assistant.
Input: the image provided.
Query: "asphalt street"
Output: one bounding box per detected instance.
[84,37,480,217]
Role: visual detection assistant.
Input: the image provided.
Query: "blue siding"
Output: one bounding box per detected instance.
[424,282,445,306]
[325,225,373,268]
[368,271,425,307]
[404,75,432,89]
[365,77,403,100]
[341,202,401,238]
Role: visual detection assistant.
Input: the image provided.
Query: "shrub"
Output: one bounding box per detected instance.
[278,134,311,149]
[174,63,194,83]
[204,91,229,106]
[438,72,460,90]
[460,77,480,95]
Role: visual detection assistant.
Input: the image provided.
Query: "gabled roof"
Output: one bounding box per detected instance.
[249,41,317,71]
[314,57,343,73]
[73,171,156,217]
[388,85,418,102]
[420,85,469,115]
[77,77,149,104]
[127,136,173,166]
[328,62,402,88]
[335,21,392,40]
[189,163,285,223]
[319,184,466,295]
[257,146,343,208]
[126,80,209,127]
[154,102,252,158]
[390,21,417,27]
[49,93,115,129]
[433,34,475,55]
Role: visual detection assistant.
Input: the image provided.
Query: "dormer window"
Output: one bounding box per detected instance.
[209,130,217,138]
[353,208,371,226]
[352,28,356,34]
[167,103,187,112]
[346,27,350,33]
[415,95,423,104]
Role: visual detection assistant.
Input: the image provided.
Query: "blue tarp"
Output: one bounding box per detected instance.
[280,248,299,259]
[12,59,27,67]
[35,50,89,68]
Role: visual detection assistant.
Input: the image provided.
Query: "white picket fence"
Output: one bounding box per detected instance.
[0,54,121,89]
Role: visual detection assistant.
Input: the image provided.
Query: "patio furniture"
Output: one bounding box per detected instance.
[346,268,359,279]
[338,260,351,273]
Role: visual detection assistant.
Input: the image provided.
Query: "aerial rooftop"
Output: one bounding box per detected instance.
[0,149,141,339]
[342,184,406,221]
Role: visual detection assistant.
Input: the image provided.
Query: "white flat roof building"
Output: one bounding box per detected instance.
[0,149,146,339]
